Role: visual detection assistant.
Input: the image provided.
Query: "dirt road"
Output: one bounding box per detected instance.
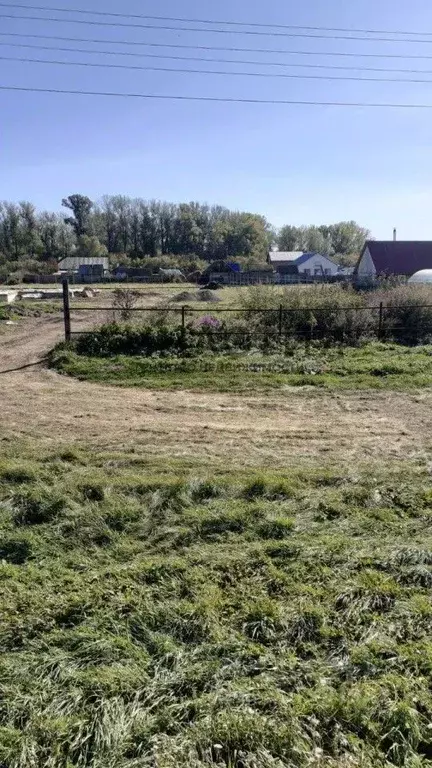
[1,315,431,469]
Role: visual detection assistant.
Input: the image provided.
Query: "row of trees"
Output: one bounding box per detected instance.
[0,194,369,280]
[277,222,370,263]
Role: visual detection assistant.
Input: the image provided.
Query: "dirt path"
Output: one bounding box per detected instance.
[1,316,432,468]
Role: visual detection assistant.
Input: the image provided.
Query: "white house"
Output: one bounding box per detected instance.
[268,251,339,277]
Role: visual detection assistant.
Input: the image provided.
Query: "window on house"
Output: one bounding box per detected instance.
[324,268,331,276]
[314,267,322,276]
[303,268,311,276]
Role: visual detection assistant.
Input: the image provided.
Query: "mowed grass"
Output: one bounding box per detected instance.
[1,442,432,766]
[51,343,432,392]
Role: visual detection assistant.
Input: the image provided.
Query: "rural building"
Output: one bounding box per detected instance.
[356,241,432,277]
[268,251,339,277]
[58,255,110,273]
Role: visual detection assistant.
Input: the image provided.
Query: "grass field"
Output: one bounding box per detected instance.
[1,440,432,767]
[51,343,432,393]
[2,299,432,766]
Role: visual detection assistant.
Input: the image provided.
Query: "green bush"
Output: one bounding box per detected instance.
[67,285,432,359]
[75,322,254,358]
[377,285,432,343]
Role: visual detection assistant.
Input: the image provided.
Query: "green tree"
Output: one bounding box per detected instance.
[19,202,42,258]
[277,225,299,252]
[319,221,369,256]
[38,212,76,262]
[76,235,108,260]
[62,194,93,236]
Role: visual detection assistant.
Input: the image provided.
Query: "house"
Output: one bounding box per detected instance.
[268,251,339,277]
[356,241,432,278]
[202,261,241,285]
[58,255,110,274]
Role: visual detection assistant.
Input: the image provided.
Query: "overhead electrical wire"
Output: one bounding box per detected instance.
[2,12,432,44]
[6,53,432,84]
[4,40,432,75]
[0,1,430,38]
[3,83,432,108]
[2,31,432,61]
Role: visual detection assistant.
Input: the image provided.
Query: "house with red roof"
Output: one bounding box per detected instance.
[356,241,432,278]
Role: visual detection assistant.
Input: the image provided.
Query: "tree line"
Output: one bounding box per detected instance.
[0,193,369,280]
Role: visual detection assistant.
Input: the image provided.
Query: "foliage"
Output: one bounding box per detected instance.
[0,442,432,766]
[376,284,432,344]
[112,288,140,321]
[277,221,369,258]
[61,194,94,236]
[75,235,107,261]
[72,322,253,358]
[238,283,432,345]
[0,195,370,283]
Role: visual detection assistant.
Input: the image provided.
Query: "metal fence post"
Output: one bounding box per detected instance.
[378,302,384,340]
[62,278,71,342]
[181,305,186,330]
[279,304,283,339]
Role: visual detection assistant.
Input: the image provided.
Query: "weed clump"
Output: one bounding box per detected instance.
[13,486,67,526]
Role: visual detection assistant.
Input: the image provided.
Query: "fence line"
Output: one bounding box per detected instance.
[61,279,432,344]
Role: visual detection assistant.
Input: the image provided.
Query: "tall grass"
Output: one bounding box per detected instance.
[239,283,432,344]
[1,447,432,765]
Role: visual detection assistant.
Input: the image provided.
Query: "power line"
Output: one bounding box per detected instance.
[2,83,432,108]
[5,40,432,75]
[3,31,432,62]
[0,1,430,38]
[2,12,432,44]
[6,53,432,84]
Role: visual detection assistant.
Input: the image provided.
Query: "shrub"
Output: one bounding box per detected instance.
[112,287,140,321]
[376,285,432,344]
[239,284,375,344]
[75,323,247,358]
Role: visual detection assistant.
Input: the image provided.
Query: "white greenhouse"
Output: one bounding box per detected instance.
[408,270,432,284]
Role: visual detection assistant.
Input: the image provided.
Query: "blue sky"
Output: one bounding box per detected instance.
[2,0,432,237]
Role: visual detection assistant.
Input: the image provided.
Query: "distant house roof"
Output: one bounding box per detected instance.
[269,251,303,263]
[359,241,432,276]
[269,251,338,267]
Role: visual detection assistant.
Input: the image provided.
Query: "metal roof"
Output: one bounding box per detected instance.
[268,251,303,263]
[359,241,432,276]
[269,251,338,266]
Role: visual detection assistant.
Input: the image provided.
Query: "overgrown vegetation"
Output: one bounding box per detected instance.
[51,343,432,392]
[0,442,432,767]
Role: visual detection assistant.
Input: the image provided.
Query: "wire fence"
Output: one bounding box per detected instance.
[63,292,432,345]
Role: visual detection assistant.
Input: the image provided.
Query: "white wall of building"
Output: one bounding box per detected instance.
[297,254,339,277]
[356,248,376,277]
